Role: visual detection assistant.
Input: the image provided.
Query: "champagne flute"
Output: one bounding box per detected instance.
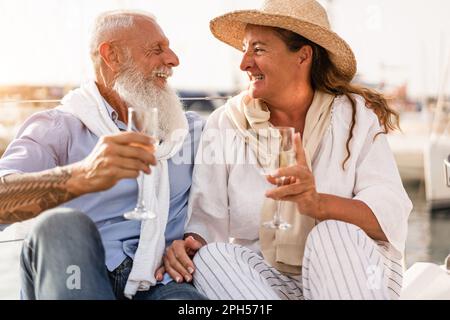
[262,126,296,230]
[123,107,159,220]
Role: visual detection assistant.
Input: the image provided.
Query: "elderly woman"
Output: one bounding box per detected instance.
[160,0,412,300]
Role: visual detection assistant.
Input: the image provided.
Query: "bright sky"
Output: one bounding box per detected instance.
[0,0,449,97]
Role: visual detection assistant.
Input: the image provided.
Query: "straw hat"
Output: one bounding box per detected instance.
[210,0,357,80]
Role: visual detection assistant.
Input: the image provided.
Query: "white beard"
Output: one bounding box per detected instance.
[113,63,185,141]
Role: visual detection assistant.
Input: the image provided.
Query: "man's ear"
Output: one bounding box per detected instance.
[298,45,313,65]
[98,42,121,72]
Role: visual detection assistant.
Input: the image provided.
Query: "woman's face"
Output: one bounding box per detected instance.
[240,25,301,103]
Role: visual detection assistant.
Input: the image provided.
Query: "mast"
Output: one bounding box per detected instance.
[431,38,450,141]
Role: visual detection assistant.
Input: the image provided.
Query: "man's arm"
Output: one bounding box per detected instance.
[0,167,77,224]
[0,132,157,224]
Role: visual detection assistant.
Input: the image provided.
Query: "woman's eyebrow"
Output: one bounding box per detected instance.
[251,41,267,46]
[242,40,268,50]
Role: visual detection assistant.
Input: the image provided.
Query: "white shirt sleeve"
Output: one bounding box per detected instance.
[352,116,413,254]
[185,110,230,244]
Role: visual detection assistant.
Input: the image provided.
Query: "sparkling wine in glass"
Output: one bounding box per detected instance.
[262,126,296,230]
[123,107,159,220]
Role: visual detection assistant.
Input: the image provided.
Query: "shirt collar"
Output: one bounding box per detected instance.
[101,98,129,131]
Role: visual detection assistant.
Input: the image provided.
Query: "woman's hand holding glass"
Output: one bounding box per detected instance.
[265,132,324,220]
[259,127,296,229]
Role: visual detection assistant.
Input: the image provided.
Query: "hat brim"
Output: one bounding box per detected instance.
[210,10,357,80]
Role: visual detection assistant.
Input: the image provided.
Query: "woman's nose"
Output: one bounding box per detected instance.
[240,51,253,72]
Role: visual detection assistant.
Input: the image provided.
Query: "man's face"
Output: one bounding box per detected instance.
[112,17,184,141]
[118,17,179,89]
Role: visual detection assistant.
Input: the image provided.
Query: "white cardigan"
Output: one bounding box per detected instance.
[186,94,413,255]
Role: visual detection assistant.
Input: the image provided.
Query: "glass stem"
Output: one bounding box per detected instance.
[136,171,146,210]
[274,200,283,226]
[273,175,285,226]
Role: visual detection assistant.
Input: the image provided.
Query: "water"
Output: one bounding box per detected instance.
[404,181,450,268]
[0,180,448,299]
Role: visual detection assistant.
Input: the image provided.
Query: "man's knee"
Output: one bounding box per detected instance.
[27,208,96,243]
[21,208,105,280]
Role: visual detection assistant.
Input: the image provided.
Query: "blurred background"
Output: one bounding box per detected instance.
[0,0,449,299]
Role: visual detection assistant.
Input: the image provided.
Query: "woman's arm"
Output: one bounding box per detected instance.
[317,194,387,241]
[266,133,388,241]
[184,232,207,246]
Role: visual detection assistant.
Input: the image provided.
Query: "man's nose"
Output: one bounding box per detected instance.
[164,47,180,67]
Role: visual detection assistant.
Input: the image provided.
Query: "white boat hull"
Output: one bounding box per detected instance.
[424,138,450,210]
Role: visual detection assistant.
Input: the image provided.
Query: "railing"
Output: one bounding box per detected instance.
[0,96,232,244]
[0,238,24,244]
[0,97,231,104]
[445,155,450,188]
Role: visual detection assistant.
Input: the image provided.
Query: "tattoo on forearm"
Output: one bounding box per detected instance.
[0,167,77,224]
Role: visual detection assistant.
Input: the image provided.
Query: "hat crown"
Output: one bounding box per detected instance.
[261,0,330,29]
[209,0,357,80]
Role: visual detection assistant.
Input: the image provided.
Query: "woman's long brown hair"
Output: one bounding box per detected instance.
[271,27,400,169]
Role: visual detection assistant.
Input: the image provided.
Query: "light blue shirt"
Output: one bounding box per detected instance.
[0,102,204,277]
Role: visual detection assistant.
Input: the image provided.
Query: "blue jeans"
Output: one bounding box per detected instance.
[20,208,207,300]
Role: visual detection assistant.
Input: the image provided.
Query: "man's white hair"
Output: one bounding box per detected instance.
[90,10,156,68]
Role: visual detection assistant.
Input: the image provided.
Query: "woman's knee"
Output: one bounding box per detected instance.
[193,243,227,265]
[192,242,246,273]
[305,219,365,250]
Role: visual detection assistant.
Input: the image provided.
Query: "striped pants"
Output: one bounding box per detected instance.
[192,220,403,300]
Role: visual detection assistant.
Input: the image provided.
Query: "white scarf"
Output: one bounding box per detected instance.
[57,81,188,298]
[226,90,335,275]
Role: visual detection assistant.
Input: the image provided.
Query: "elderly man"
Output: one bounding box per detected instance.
[0,11,205,300]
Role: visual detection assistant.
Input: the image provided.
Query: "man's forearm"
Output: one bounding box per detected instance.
[0,166,79,224]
